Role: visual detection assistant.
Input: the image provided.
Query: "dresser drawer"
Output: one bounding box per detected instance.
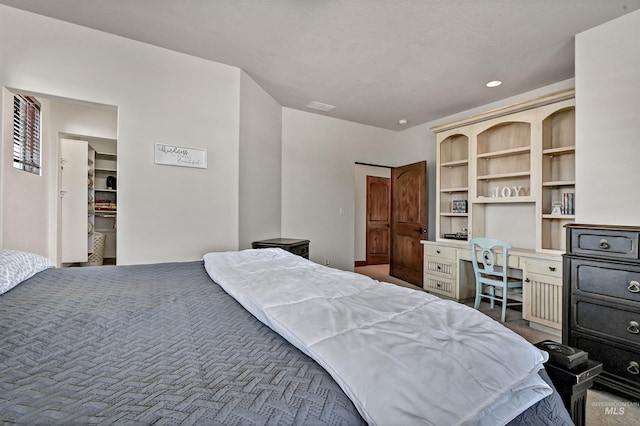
[523,257,561,278]
[570,259,640,303]
[573,298,640,346]
[572,333,640,386]
[569,228,639,260]
[425,245,457,260]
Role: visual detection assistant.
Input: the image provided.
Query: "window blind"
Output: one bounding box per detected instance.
[13,94,42,175]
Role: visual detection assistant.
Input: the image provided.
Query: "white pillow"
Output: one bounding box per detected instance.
[0,249,53,295]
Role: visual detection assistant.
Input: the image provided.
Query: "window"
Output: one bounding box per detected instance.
[13,94,42,175]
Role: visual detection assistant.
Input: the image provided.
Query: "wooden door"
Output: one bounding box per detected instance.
[366,176,390,265]
[390,161,427,286]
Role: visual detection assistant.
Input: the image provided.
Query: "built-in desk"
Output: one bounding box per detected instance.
[421,240,563,333]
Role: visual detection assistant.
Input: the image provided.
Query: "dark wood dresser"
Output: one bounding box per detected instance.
[251,238,310,259]
[563,224,640,400]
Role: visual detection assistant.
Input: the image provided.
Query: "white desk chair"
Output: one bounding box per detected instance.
[470,238,523,322]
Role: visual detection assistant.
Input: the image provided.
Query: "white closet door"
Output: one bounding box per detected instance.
[61,138,89,262]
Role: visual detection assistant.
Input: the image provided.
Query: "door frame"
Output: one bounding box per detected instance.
[355,161,427,280]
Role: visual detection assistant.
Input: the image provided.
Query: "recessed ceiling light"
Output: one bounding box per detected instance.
[486,80,503,88]
[398,119,408,125]
[306,101,337,112]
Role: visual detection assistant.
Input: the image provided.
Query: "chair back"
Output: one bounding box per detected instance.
[469,238,512,282]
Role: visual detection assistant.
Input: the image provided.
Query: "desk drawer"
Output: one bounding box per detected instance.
[569,228,639,260]
[574,299,640,346]
[425,245,457,260]
[524,258,561,278]
[466,248,519,269]
[570,259,640,303]
[424,275,455,298]
[424,258,456,279]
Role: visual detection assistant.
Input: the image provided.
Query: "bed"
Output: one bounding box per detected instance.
[0,248,572,425]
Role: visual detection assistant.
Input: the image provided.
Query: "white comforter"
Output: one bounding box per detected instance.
[203,248,551,425]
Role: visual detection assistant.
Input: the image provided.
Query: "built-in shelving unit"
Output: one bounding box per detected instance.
[438,133,469,240]
[87,147,96,253]
[475,121,533,202]
[540,106,576,251]
[93,150,117,262]
[432,89,575,252]
[426,90,575,331]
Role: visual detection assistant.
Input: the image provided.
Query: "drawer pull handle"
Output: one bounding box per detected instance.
[599,239,610,249]
[627,321,640,334]
[628,281,640,293]
[627,361,640,375]
[549,266,556,272]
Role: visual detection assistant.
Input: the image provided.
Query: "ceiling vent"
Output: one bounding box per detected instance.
[306,101,337,112]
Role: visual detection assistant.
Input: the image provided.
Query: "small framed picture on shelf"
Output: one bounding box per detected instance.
[452,200,467,213]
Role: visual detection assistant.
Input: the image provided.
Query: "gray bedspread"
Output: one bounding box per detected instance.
[0,260,573,425]
[0,261,365,425]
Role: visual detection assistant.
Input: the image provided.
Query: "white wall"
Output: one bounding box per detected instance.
[0,6,242,264]
[282,108,429,271]
[239,71,282,249]
[0,89,51,256]
[575,9,640,226]
[354,164,391,262]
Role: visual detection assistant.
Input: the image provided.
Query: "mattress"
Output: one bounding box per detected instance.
[0,259,572,425]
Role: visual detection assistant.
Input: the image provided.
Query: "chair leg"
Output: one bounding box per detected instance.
[474,281,481,310]
[490,286,495,309]
[501,289,508,322]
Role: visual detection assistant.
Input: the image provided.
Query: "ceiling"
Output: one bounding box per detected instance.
[2,1,639,130]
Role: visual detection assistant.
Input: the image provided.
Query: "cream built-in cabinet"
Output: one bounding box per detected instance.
[424,89,575,331]
[60,138,91,263]
[93,150,117,261]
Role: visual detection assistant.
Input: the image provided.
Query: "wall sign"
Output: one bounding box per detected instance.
[154,143,207,169]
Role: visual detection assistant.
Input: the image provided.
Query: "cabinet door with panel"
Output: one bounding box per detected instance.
[523,257,563,329]
[60,138,90,263]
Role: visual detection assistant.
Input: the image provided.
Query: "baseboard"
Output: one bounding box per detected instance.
[529,321,562,337]
[355,260,367,267]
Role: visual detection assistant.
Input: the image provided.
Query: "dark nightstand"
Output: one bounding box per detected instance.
[251,238,310,259]
[536,340,603,426]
